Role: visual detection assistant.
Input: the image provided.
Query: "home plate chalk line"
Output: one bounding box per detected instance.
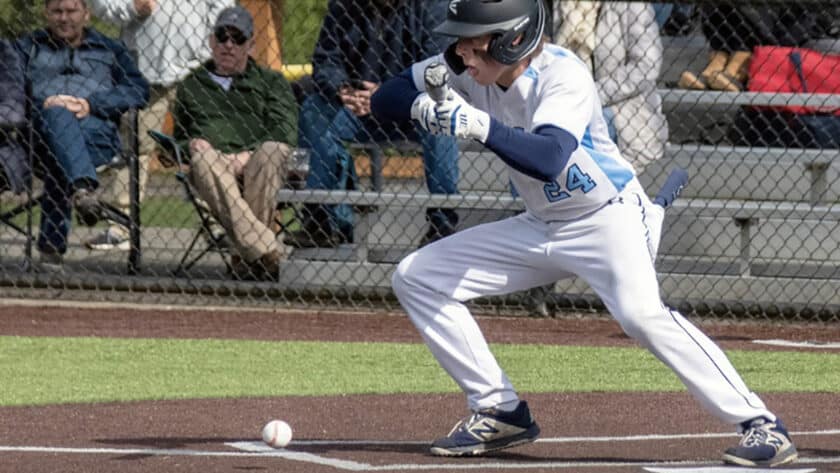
[1,429,838,471]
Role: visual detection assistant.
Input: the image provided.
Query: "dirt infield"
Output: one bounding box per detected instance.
[1,303,839,472]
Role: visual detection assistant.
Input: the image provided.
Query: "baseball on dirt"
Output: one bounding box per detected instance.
[261,420,293,448]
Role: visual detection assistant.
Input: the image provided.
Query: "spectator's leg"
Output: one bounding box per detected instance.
[417,127,459,246]
[34,107,117,258]
[243,141,290,233]
[289,95,359,247]
[190,147,277,263]
[652,3,673,29]
[36,153,72,257]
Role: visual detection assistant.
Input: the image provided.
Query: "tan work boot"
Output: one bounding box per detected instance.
[708,51,751,92]
[678,50,729,90]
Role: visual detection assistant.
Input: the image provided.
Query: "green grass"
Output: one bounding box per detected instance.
[1,336,839,406]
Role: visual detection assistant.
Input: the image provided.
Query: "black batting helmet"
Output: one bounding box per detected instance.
[434,0,546,65]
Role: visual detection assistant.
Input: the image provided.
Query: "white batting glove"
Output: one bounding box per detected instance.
[410,93,440,134]
[433,91,491,142]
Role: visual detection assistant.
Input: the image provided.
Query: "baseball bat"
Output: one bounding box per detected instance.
[424,62,449,105]
[653,167,689,208]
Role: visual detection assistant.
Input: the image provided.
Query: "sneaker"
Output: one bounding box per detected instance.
[203,224,229,250]
[72,187,103,226]
[430,401,540,457]
[37,250,64,272]
[85,228,130,251]
[723,417,798,467]
[230,249,285,281]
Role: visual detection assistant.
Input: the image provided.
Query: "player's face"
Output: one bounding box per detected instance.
[454,35,507,86]
[45,0,89,47]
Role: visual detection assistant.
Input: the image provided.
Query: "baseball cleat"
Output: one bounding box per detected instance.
[430,401,540,456]
[722,417,798,467]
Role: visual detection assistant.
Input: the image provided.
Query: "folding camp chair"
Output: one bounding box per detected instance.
[147,130,232,275]
[148,130,308,276]
[1,109,142,273]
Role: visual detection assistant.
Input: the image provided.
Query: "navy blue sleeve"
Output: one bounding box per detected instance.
[484,120,578,182]
[0,39,26,129]
[371,68,421,123]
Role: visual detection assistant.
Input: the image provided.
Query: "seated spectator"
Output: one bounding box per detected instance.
[285,0,459,249]
[0,38,27,194]
[172,5,297,280]
[678,2,820,92]
[86,0,234,251]
[552,1,668,172]
[15,0,149,266]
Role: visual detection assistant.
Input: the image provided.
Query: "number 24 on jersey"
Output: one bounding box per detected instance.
[543,164,596,202]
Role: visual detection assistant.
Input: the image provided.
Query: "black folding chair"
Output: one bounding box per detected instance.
[1,109,142,273]
[147,130,232,275]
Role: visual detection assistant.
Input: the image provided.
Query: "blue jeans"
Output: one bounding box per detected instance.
[34,106,118,254]
[299,95,459,239]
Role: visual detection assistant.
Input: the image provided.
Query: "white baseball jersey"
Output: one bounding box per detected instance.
[396,44,774,426]
[411,45,636,221]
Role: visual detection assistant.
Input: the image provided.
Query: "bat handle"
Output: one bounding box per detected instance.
[424,62,449,105]
[653,167,689,208]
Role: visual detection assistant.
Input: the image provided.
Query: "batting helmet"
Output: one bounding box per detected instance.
[434,0,546,65]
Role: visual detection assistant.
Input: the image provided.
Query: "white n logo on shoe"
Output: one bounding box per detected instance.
[468,420,500,440]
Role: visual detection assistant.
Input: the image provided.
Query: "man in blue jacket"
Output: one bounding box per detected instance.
[16,0,149,265]
[286,0,459,249]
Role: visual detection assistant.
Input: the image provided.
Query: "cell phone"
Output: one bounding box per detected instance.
[347,79,366,90]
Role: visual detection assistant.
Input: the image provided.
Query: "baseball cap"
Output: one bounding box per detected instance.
[214,6,254,39]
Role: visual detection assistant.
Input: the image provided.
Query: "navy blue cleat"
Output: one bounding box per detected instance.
[430,401,540,456]
[723,417,798,467]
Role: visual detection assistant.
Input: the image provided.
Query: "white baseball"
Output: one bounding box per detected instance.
[261,420,293,448]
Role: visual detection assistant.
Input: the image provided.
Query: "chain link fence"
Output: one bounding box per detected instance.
[2,0,840,321]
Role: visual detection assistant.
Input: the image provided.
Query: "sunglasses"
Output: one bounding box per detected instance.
[214,28,248,46]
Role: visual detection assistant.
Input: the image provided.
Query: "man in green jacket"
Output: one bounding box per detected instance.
[173,5,297,280]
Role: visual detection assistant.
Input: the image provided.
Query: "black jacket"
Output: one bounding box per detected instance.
[311,0,450,103]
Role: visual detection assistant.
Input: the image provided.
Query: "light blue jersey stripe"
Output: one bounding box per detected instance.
[581,129,633,191]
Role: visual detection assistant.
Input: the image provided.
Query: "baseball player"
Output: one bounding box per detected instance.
[370,0,797,467]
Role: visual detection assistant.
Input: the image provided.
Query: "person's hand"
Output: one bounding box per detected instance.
[43,94,76,109]
[338,85,362,115]
[229,150,252,176]
[339,81,379,117]
[433,90,491,142]
[43,95,90,118]
[73,98,90,119]
[189,138,213,154]
[351,81,379,117]
[134,0,156,18]
[410,92,439,134]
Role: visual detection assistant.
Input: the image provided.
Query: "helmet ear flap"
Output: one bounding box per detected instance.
[486,0,546,65]
[488,31,518,65]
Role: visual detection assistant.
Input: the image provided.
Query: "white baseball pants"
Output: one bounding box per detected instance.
[392,183,773,425]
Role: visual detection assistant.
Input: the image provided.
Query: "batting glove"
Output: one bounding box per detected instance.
[410,93,440,134]
[434,91,491,142]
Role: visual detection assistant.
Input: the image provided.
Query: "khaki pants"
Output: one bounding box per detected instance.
[189,141,290,262]
[102,84,176,238]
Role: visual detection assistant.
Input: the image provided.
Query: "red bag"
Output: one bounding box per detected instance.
[748,45,840,115]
